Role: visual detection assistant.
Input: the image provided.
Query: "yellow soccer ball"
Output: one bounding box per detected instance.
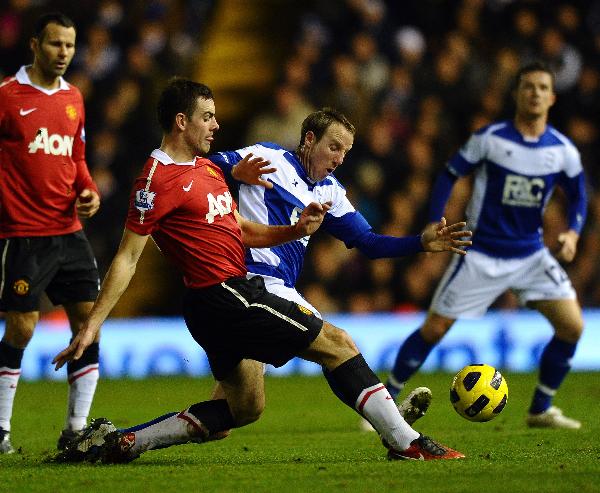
[450,364,508,422]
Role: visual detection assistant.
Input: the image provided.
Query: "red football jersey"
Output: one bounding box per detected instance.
[0,66,97,238]
[126,149,247,288]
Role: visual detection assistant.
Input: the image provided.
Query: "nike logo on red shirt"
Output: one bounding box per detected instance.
[19,108,37,116]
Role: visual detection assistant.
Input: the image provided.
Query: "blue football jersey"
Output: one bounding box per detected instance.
[211,143,370,287]
[439,121,587,258]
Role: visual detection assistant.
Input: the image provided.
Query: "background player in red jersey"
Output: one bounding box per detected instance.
[51,78,464,463]
[0,13,101,454]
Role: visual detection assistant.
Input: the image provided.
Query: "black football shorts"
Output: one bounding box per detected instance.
[183,275,323,380]
[0,231,100,312]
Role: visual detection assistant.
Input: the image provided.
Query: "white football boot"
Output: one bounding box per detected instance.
[0,428,14,454]
[526,406,581,429]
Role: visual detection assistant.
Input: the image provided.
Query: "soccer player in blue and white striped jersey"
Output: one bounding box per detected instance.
[210,108,471,432]
[386,62,587,429]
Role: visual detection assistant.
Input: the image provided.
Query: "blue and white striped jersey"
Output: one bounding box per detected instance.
[429,120,587,258]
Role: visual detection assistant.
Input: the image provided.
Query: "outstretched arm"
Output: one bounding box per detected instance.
[326,211,471,259]
[419,217,472,255]
[52,228,149,370]
[236,201,332,248]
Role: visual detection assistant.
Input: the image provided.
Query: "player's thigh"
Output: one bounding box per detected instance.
[298,321,359,370]
[529,298,583,343]
[218,359,266,425]
[431,251,510,318]
[46,231,99,306]
[514,249,576,305]
[0,236,60,312]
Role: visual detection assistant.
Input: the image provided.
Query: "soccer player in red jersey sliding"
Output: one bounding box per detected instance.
[52,78,464,463]
[0,12,101,454]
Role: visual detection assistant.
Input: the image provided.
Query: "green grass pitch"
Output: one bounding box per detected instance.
[1,372,598,493]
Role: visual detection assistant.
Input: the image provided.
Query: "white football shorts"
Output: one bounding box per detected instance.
[247,273,323,319]
[431,248,576,318]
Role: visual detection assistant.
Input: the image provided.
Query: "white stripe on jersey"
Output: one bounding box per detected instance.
[464,122,582,177]
[139,159,158,225]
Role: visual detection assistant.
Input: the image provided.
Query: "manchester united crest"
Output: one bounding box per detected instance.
[13,279,29,296]
[65,104,78,120]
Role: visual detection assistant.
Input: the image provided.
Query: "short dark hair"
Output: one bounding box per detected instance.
[33,12,76,40]
[157,78,214,132]
[514,61,555,91]
[298,108,355,148]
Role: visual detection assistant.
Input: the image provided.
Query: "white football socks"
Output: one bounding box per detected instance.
[127,410,206,455]
[0,367,20,431]
[65,364,99,431]
[356,383,419,451]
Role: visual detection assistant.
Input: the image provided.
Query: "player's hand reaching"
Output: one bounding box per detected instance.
[555,229,579,263]
[295,201,333,236]
[420,217,472,255]
[231,153,277,189]
[76,188,100,218]
[52,324,98,370]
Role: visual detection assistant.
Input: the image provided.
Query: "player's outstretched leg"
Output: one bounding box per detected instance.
[359,386,432,431]
[56,399,238,463]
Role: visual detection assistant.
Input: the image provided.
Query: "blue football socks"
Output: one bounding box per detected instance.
[529,336,577,414]
[386,328,434,400]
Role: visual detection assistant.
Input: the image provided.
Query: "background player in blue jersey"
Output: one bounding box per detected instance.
[210,107,472,426]
[385,62,587,429]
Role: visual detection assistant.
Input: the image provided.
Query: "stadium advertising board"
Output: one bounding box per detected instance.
[2,310,599,380]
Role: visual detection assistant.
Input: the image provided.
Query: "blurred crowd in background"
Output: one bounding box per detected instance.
[2,0,600,316]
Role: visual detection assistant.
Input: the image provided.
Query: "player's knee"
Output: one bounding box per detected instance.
[230,397,265,427]
[323,323,357,353]
[3,330,33,348]
[556,320,584,343]
[421,316,452,344]
[4,314,37,348]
